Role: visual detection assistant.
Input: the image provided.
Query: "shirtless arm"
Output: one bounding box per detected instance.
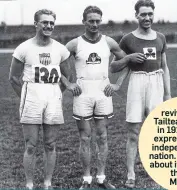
[61,39,82,96]
[107,36,146,72]
[161,52,171,100]
[103,37,129,96]
[9,57,24,97]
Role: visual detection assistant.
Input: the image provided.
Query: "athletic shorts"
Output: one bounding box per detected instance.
[126,69,164,123]
[19,82,64,125]
[73,78,113,120]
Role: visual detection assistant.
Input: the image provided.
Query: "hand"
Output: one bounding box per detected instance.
[128,53,147,64]
[104,84,120,97]
[67,83,82,96]
[164,94,171,101]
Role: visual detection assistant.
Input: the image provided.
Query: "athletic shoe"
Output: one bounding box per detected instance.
[97,179,116,189]
[79,181,91,189]
[25,186,33,190]
[44,185,53,190]
[125,179,135,188]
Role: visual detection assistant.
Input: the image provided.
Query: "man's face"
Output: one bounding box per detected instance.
[83,13,102,33]
[35,14,55,37]
[136,6,154,30]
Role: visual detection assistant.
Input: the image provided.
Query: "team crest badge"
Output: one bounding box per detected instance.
[39,53,52,65]
[143,47,157,60]
[86,52,101,64]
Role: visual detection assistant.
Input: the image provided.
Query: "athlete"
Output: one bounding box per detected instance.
[63,5,146,189]
[9,9,70,189]
[110,0,171,188]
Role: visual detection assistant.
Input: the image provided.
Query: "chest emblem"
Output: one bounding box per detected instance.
[39,53,52,65]
[143,47,157,60]
[86,53,101,64]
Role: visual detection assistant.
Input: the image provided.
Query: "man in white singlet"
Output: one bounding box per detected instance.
[9,9,70,189]
[64,6,146,189]
[110,0,171,188]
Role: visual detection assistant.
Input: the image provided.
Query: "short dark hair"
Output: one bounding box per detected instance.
[83,6,102,21]
[135,0,155,13]
[34,9,56,22]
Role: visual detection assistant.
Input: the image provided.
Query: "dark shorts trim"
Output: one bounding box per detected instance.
[94,113,114,119]
[73,114,93,121]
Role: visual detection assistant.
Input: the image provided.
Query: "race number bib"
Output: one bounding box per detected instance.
[32,64,61,83]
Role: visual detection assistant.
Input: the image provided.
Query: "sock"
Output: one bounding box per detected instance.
[83,176,92,184]
[26,183,33,189]
[96,175,106,184]
[44,180,51,187]
[127,173,135,180]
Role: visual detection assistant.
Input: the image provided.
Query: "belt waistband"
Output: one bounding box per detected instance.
[78,76,108,80]
[131,69,164,75]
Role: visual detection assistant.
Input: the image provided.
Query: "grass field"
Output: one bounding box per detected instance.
[0,48,176,189]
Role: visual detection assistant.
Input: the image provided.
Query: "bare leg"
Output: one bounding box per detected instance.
[23,124,40,189]
[95,119,108,176]
[43,124,59,188]
[76,120,92,178]
[94,119,115,189]
[126,122,141,180]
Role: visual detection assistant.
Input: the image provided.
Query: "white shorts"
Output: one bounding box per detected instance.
[73,78,113,120]
[126,69,164,123]
[20,82,64,125]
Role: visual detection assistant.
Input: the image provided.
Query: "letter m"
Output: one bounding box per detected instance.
[170,178,177,185]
